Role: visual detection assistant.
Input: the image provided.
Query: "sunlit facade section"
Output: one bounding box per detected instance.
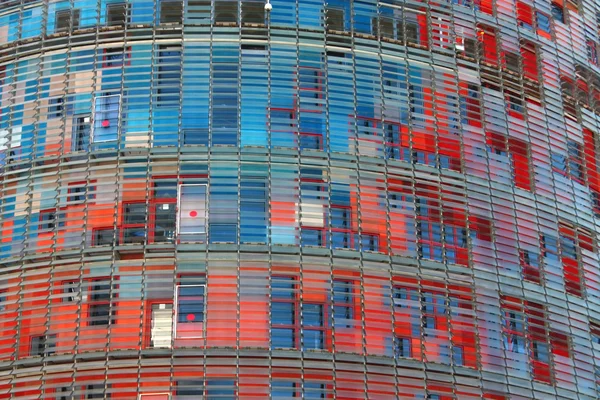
[0,0,599,398]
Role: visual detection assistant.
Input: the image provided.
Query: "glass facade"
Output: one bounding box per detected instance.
[0,0,599,398]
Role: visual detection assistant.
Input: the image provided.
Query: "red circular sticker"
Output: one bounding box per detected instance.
[189,210,198,217]
[186,314,195,322]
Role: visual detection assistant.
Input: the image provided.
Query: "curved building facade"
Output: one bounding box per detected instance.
[0,0,600,398]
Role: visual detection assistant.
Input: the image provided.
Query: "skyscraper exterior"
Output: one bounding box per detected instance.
[1,0,600,398]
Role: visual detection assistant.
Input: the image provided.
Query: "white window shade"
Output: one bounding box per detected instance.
[177,184,208,242]
[93,94,120,142]
[150,303,173,348]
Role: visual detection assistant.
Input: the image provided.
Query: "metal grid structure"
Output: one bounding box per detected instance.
[0,0,599,398]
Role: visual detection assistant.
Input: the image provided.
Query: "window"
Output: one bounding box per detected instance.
[240,180,267,243]
[150,303,173,348]
[567,140,585,181]
[551,152,568,175]
[460,83,482,126]
[93,95,120,142]
[372,15,394,38]
[452,345,464,366]
[330,206,351,249]
[304,382,326,399]
[215,1,238,23]
[160,0,182,24]
[72,115,91,151]
[393,336,411,358]
[49,97,64,119]
[417,218,467,264]
[591,320,600,344]
[588,39,599,65]
[303,304,325,350]
[501,296,564,382]
[93,228,115,246]
[536,12,552,36]
[0,289,6,312]
[67,181,95,204]
[86,384,110,399]
[122,202,147,243]
[241,2,264,24]
[271,276,297,349]
[421,292,443,331]
[397,16,420,45]
[206,380,236,399]
[272,381,325,398]
[211,61,239,144]
[271,276,324,350]
[505,90,524,117]
[175,279,205,340]
[157,46,181,106]
[355,233,379,251]
[504,52,520,74]
[551,2,564,23]
[393,286,418,308]
[176,380,204,398]
[532,340,550,363]
[39,209,57,231]
[55,9,80,32]
[177,184,208,242]
[88,279,114,326]
[56,387,71,400]
[326,7,345,31]
[517,1,534,30]
[520,249,541,283]
[520,41,538,80]
[30,334,56,356]
[103,47,127,68]
[107,3,128,26]
[503,308,526,354]
[462,38,478,58]
[477,25,498,65]
[384,121,402,159]
[63,280,78,303]
[272,381,297,398]
[333,280,354,328]
[559,224,594,297]
[183,128,209,146]
[541,233,559,261]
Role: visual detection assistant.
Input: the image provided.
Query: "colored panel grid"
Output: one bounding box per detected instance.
[0,0,599,398]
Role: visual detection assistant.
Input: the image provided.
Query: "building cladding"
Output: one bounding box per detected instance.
[1,0,600,398]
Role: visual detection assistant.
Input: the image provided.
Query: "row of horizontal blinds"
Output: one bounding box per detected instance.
[0,46,544,172]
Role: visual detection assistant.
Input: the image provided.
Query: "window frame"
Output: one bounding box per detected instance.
[92,94,121,143]
[87,278,116,327]
[93,227,116,246]
[332,279,355,329]
[159,0,183,24]
[62,279,79,303]
[270,275,327,351]
[48,97,65,119]
[520,249,542,284]
[72,114,92,152]
[102,47,131,69]
[55,9,80,33]
[590,320,600,345]
[67,180,96,204]
[176,183,209,243]
[30,334,56,357]
[106,2,129,26]
[174,280,206,340]
[39,209,58,232]
[156,44,182,107]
